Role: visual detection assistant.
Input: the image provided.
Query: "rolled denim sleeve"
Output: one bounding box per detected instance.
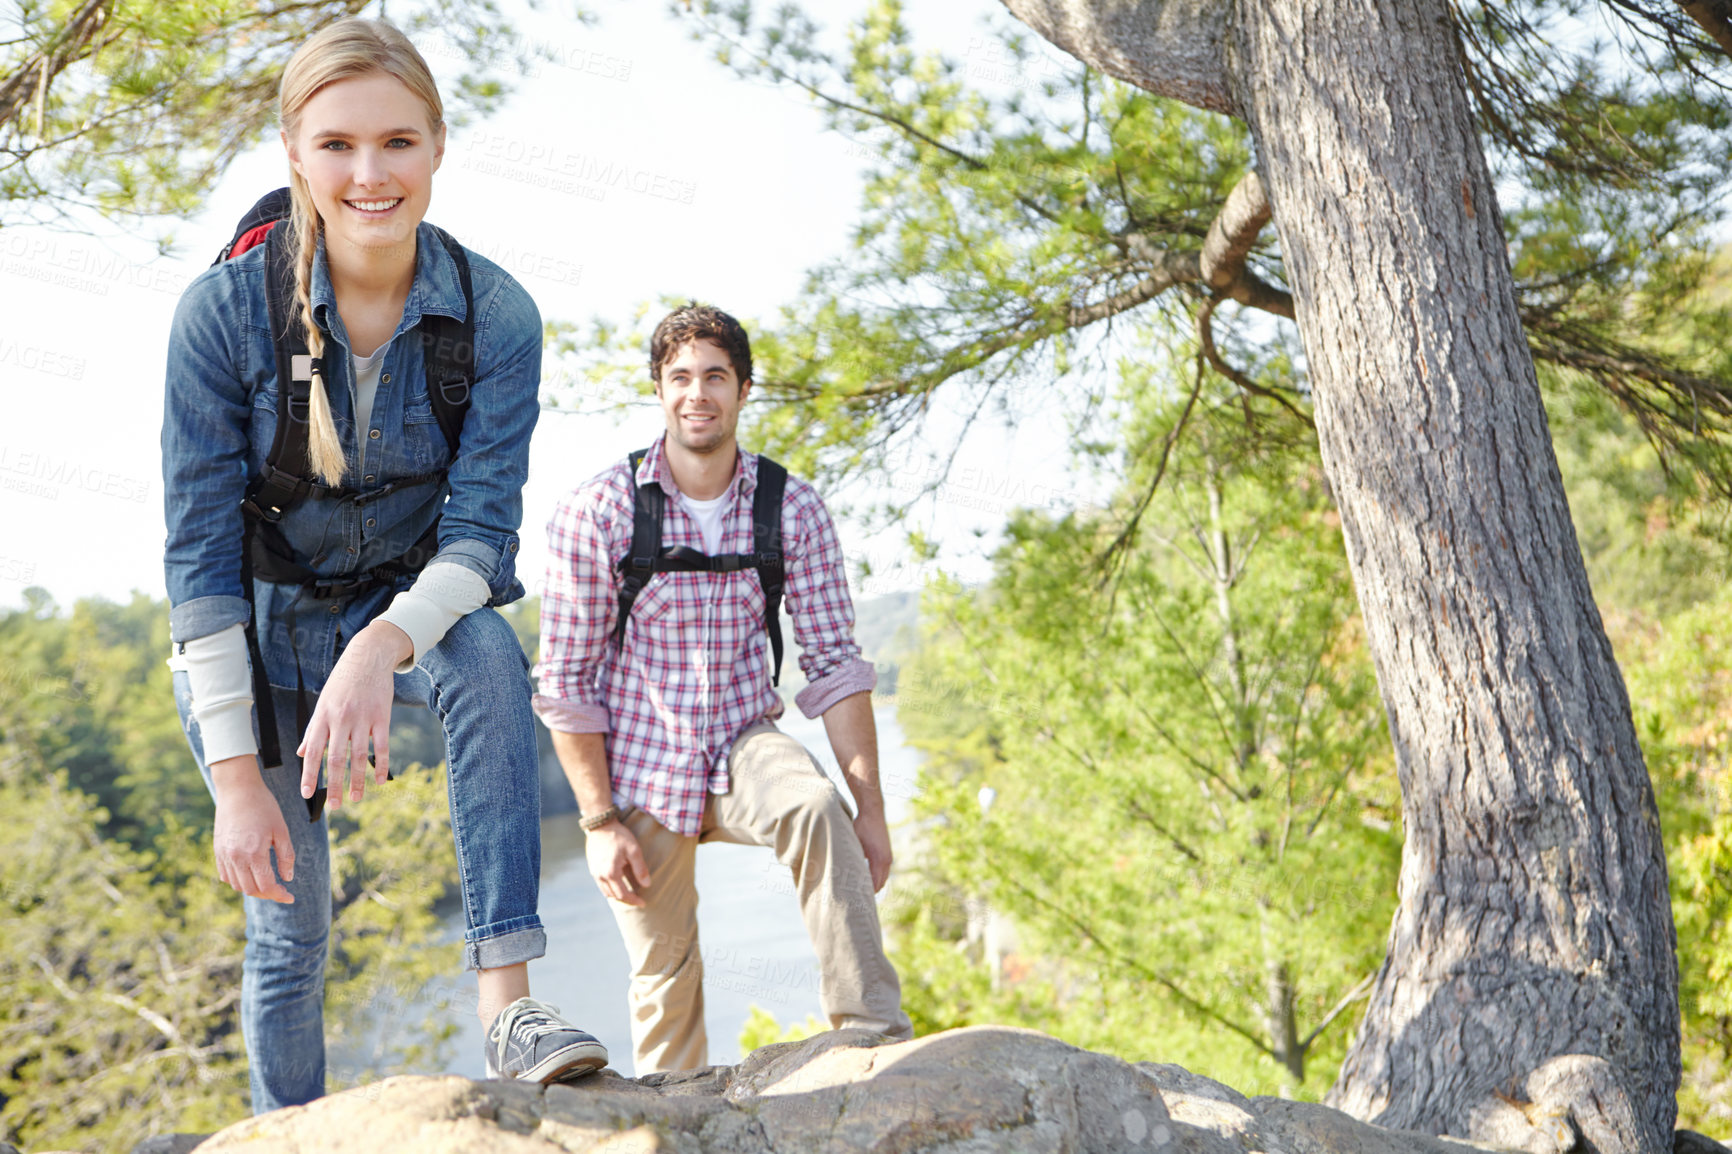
[162,263,255,645]
[432,268,541,602]
[532,476,629,734]
[783,479,877,718]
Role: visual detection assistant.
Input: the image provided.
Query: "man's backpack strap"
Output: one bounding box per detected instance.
[752,457,788,686]
[613,449,663,651]
[610,450,790,684]
[420,227,475,458]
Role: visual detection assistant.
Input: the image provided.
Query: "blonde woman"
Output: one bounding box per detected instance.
[162,18,603,1111]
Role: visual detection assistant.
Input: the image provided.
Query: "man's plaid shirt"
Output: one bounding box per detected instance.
[533,437,877,836]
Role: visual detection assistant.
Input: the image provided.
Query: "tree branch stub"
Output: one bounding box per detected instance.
[996,0,1238,115]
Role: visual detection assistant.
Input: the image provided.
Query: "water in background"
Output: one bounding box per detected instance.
[334,703,919,1080]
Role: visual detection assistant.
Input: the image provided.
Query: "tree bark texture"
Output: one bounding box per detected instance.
[1226,8,1678,1149]
[1001,2,1681,1151]
[997,0,1237,114]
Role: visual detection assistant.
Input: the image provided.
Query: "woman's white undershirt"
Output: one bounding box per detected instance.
[171,342,490,763]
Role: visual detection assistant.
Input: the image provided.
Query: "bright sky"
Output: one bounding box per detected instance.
[0,0,1094,613]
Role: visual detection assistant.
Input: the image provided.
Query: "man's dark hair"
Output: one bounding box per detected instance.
[649,303,753,389]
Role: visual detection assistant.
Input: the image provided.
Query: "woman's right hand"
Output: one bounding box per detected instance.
[211,754,296,904]
[297,620,411,812]
[585,821,651,907]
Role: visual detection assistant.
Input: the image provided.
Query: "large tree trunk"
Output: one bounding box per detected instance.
[1000,2,1681,1151]
[1228,7,1678,1150]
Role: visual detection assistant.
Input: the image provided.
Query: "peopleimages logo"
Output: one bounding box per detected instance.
[0,447,152,503]
[0,338,85,381]
[460,131,699,205]
[0,233,193,298]
[421,30,633,84]
[470,241,584,288]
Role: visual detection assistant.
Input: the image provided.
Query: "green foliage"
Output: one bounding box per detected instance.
[1545,370,1732,618]
[1620,588,1732,1132]
[0,0,572,230]
[0,593,462,1149]
[889,379,1400,1098]
[736,1008,826,1055]
[0,760,248,1153]
[0,589,206,850]
[547,1,1732,514]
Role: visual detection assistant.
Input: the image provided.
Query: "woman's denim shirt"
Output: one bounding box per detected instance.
[162,223,541,691]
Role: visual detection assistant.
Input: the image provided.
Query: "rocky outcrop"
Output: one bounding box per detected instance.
[107,1027,1732,1154]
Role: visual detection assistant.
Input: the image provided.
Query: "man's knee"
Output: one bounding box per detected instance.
[773,772,854,848]
[635,924,701,980]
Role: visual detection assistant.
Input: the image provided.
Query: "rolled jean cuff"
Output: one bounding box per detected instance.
[463,919,546,972]
[169,594,251,645]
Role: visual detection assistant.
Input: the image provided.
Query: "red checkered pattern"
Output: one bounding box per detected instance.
[534,437,876,836]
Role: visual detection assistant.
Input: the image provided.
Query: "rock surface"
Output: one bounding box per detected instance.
[103,1027,1732,1154]
[140,1026,1501,1153]
[1679,1134,1732,1154]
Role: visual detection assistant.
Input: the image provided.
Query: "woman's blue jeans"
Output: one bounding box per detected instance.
[173,606,547,1113]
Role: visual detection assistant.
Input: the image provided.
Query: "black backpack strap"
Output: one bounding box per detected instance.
[242,218,317,778]
[237,537,282,772]
[613,450,663,651]
[419,227,475,459]
[253,221,317,520]
[752,456,788,686]
[235,218,470,819]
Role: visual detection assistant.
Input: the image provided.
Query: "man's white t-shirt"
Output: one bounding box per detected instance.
[681,490,730,555]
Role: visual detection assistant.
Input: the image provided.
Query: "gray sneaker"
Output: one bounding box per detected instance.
[484,996,608,1083]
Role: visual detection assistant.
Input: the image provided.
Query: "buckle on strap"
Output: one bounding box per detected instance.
[306,576,373,601]
[239,496,279,522]
[286,371,316,424]
[436,376,472,407]
[349,471,443,507]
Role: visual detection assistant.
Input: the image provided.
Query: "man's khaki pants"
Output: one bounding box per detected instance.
[606,721,914,1073]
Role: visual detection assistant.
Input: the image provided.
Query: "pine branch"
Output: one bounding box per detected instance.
[1001,873,1275,1055]
[1298,969,1377,1053]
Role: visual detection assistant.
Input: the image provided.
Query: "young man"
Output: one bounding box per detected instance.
[534,304,914,1073]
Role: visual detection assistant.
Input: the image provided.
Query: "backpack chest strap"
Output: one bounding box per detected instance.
[611,451,791,685]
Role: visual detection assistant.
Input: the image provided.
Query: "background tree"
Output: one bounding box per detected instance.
[0,593,462,1152]
[563,4,1732,1149]
[623,2,1732,502]
[891,363,1400,1098]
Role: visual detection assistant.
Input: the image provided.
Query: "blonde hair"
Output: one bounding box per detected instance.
[278,18,443,485]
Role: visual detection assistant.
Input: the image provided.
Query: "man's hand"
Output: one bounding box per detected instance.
[586,821,653,906]
[853,809,893,893]
[298,621,411,811]
[211,754,296,904]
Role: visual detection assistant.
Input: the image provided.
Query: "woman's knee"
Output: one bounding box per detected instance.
[244,910,331,973]
[419,607,533,694]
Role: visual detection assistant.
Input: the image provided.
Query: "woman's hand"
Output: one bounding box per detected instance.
[298,620,412,811]
[211,755,296,904]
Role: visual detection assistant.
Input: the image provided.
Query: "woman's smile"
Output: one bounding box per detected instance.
[285,71,445,254]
